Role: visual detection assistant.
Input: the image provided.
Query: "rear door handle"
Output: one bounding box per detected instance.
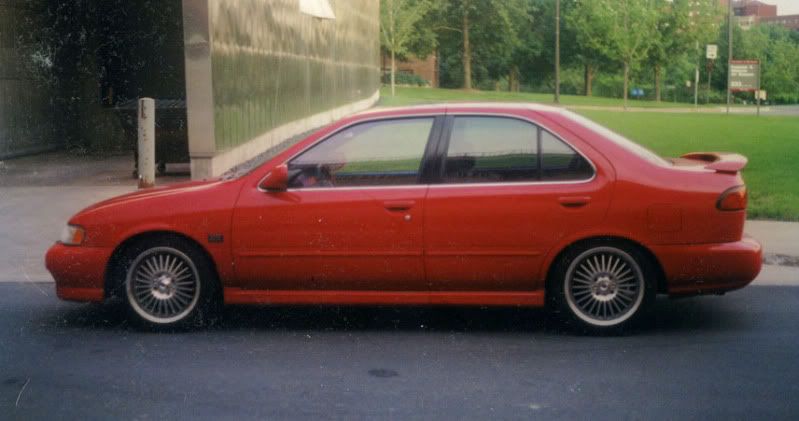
[558,196,591,208]
[383,200,415,212]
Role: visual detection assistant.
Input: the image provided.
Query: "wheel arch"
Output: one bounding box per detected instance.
[104,230,221,300]
[544,235,667,298]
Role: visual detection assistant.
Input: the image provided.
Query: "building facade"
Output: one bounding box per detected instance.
[760,14,799,31]
[0,1,59,159]
[0,0,380,180]
[183,0,380,178]
[381,53,439,88]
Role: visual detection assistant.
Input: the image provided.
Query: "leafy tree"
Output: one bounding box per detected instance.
[380,0,435,95]
[433,0,527,90]
[605,0,660,108]
[564,0,616,96]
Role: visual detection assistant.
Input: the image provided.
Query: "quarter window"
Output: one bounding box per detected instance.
[541,130,594,181]
[288,118,433,188]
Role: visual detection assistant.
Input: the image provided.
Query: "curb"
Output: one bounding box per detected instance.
[764,253,799,268]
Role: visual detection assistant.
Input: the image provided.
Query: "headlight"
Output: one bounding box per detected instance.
[60,225,85,246]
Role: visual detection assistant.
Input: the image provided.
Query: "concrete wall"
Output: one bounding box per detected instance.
[183,0,381,179]
[0,1,60,159]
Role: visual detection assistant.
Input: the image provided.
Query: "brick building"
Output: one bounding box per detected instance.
[381,54,439,88]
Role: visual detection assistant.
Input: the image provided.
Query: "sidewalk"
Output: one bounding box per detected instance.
[1,152,797,285]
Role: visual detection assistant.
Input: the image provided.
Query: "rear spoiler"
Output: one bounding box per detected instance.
[680,152,748,174]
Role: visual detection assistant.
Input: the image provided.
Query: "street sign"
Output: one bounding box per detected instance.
[730,60,760,92]
[706,44,718,60]
[757,90,767,100]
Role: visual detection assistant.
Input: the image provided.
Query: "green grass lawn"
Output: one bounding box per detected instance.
[379,86,799,220]
[379,86,711,109]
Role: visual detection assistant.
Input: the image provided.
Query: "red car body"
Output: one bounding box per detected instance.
[46,104,762,327]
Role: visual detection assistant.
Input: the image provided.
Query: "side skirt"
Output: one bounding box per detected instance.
[223,289,545,307]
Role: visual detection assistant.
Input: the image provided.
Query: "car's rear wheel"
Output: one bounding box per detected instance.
[121,237,218,329]
[550,242,655,334]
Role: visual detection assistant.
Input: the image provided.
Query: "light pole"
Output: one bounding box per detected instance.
[554,0,561,104]
[726,0,733,114]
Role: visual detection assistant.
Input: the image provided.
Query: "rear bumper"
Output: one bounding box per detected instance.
[45,243,111,302]
[652,236,762,296]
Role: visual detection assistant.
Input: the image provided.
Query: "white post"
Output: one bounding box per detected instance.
[138,98,156,188]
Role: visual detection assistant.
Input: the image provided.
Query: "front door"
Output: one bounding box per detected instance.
[424,115,610,292]
[232,117,438,291]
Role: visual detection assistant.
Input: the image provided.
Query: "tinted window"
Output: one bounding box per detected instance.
[541,130,594,181]
[443,117,538,183]
[288,118,433,188]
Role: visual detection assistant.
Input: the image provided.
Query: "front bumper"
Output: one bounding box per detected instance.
[45,243,112,302]
[652,236,762,296]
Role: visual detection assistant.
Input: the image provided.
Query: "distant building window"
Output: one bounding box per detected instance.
[299,0,336,19]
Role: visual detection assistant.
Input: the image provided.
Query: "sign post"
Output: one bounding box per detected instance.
[706,44,717,104]
[729,60,761,116]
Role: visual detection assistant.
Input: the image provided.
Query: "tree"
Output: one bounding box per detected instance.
[648,0,721,102]
[380,0,435,96]
[564,0,616,96]
[606,0,660,108]
[433,0,526,90]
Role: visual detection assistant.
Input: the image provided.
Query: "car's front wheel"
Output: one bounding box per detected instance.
[121,237,218,329]
[550,242,655,334]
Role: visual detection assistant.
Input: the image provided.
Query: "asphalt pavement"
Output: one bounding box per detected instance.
[2,151,799,420]
[1,282,798,420]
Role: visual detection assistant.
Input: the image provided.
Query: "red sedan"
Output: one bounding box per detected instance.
[46,104,762,332]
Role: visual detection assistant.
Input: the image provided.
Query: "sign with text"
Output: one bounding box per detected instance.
[706,44,718,60]
[730,60,760,92]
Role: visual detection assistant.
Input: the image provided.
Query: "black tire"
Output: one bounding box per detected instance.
[118,236,220,330]
[548,240,656,335]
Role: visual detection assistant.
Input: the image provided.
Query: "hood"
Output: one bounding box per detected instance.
[74,179,223,218]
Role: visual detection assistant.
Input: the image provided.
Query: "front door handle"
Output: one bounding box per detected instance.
[383,200,415,212]
[558,196,591,208]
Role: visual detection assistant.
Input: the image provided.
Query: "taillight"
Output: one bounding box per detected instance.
[717,185,747,211]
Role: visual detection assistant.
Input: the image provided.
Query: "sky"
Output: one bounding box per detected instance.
[769,0,799,15]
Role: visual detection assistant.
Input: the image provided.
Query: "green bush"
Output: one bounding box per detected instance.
[382,72,429,87]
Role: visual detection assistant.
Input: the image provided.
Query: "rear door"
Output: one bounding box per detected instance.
[232,116,442,291]
[423,114,611,292]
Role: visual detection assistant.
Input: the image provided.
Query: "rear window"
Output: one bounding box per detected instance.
[564,111,669,166]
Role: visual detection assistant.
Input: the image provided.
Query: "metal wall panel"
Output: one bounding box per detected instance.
[208,0,380,151]
[0,2,60,159]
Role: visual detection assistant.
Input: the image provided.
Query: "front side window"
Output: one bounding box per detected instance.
[443,117,538,183]
[288,118,433,188]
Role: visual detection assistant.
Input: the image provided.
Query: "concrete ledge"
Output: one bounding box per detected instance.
[190,90,380,179]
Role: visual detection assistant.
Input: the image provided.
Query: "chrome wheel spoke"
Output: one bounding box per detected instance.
[126,247,201,324]
[565,248,645,326]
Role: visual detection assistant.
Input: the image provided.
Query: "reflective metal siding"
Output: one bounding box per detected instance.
[0,1,59,159]
[208,0,379,151]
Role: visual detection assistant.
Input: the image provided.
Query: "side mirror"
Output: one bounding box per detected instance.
[259,164,289,192]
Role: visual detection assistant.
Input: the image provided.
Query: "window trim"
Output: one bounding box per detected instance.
[257,112,597,193]
[432,113,596,186]
[279,115,444,190]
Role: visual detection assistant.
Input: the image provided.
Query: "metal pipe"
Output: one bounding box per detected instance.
[138,98,156,189]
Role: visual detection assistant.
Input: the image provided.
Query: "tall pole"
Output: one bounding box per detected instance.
[694,42,699,109]
[554,0,561,104]
[726,0,733,114]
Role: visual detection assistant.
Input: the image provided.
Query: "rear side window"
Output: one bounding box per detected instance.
[443,117,538,183]
[442,116,593,184]
[288,118,433,188]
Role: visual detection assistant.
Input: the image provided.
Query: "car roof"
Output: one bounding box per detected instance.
[357,102,568,117]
